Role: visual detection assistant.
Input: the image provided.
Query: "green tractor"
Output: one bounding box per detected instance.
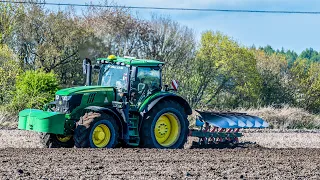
[19,55,191,148]
[18,55,269,148]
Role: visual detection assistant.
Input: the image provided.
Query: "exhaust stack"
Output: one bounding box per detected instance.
[83,58,92,86]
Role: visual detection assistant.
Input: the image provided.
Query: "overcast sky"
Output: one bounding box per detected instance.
[53,0,320,53]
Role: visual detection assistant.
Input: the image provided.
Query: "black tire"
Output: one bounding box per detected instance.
[140,100,189,149]
[74,112,119,148]
[40,133,74,148]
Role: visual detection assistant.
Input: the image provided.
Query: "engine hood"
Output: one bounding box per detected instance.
[56,86,114,96]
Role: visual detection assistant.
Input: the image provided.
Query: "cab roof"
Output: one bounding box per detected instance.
[97,56,164,67]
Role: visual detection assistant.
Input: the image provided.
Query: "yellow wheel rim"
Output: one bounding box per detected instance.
[92,124,111,148]
[56,135,72,143]
[154,113,181,147]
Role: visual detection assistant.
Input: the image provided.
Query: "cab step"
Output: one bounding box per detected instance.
[127,114,140,146]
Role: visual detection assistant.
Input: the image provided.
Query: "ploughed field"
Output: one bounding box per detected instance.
[1,130,320,179]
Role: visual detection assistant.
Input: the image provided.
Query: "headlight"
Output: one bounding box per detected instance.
[62,96,72,101]
[54,94,82,113]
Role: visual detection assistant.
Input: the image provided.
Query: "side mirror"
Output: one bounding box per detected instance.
[138,83,146,93]
[93,65,100,71]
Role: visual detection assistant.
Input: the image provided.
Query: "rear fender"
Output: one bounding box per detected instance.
[84,106,125,138]
[139,93,192,116]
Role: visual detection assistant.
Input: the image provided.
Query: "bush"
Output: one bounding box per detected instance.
[9,70,59,112]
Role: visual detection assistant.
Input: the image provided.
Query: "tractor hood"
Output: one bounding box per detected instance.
[56,86,115,96]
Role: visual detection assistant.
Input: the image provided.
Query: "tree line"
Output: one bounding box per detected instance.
[0,2,319,114]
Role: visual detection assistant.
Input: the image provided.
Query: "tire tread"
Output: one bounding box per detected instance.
[140,100,189,149]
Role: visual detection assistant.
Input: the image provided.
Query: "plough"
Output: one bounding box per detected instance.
[190,111,268,147]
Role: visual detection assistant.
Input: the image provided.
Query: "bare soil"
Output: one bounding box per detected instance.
[1,130,320,179]
[1,148,320,179]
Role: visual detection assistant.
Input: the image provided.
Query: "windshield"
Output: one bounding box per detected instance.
[99,64,129,91]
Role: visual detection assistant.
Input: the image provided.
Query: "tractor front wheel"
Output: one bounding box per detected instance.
[40,133,74,148]
[74,112,119,148]
[140,100,189,149]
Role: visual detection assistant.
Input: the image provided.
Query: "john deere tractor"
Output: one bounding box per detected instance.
[18,55,268,148]
[18,55,192,148]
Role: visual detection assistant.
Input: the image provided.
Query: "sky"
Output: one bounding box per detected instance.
[52,0,320,54]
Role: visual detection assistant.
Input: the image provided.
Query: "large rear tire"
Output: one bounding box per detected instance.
[140,100,189,149]
[74,112,119,148]
[40,133,74,148]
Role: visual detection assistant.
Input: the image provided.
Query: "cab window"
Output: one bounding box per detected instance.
[136,67,161,92]
[130,67,161,105]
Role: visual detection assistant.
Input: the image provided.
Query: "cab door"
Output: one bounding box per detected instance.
[130,66,161,106]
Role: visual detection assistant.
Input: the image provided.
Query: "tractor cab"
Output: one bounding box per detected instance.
[84,55,164,107]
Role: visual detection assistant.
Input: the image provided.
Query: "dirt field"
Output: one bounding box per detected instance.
[1,148,320,179]
[1,130,320,179]
[2,129,320,149]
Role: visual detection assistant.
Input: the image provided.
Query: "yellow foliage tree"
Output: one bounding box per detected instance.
[182,31,261,108]
[0,45,22,105]
[291,59,320,113]
[253,50,294,105]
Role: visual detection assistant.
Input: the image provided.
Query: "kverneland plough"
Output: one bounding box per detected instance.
[190,111,268,147]
[18,55,269,149]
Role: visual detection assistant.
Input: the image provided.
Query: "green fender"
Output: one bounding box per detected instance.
[138,91,192,115]
[84,106,125,139]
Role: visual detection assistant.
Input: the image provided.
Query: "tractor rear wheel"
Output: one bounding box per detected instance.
[74,112,119,148]
[40,133,74,148]
[140,100,189,149]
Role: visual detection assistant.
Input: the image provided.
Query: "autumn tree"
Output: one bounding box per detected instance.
[182,31,261,108]
[0,45,22,105]
[12,4,90,85]
[82,5,150,59]
[291,59,320,113]
[0,2,17,45]
[83,6,196,86]
[253,50,294,106]
[145,16,196,85]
